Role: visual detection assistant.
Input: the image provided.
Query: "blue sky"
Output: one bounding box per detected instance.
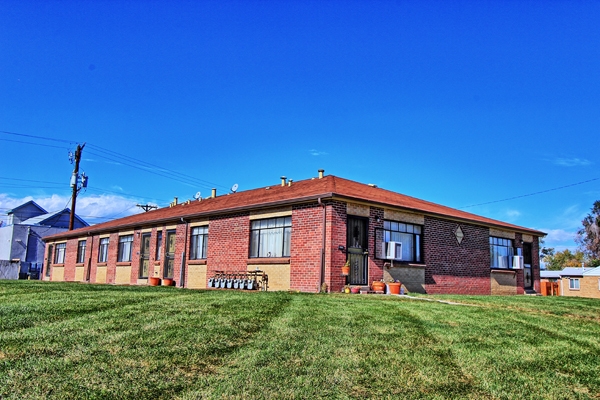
[1,0,599,253]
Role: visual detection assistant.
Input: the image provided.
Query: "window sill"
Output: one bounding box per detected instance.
[117,262,131,266]
[384,262,426,269]
[97,263,107,266]
[490,268,517,274]
[247,258,291,265]
[75,263,84,267]
[53,263,65,267]
[188,259,207,265]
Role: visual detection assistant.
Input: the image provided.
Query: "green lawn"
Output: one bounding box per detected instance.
[1,282,599,399]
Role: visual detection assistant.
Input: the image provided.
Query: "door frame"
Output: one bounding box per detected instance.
[346,216,369,285]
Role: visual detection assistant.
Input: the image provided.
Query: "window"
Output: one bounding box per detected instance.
[117,235,134,262]
[190,226,208,259]
[569,278,580,290]
[250,216,291,258]
[156,231,163,261]
[76,240,87,264]
[379,221,422,262]
[490,237,514,269]
[98,238,109,263]
[54,243,66,264]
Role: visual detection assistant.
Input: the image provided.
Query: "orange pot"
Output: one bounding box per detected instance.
[387,282,401,295]
[372,281,385,292]
[162,278,174,286]
[341,266,350,276]
[149,277,161,286]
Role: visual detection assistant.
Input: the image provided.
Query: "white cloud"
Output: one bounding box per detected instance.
[553,157,592,167]
[0,193,141,226]
[505,209,521,219]
[309,149,328,156]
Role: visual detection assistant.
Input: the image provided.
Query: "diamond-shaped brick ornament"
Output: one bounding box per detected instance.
[455,226,464,244]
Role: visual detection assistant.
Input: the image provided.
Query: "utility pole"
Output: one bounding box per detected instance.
[136,204,158,212]
[69,143,85,230]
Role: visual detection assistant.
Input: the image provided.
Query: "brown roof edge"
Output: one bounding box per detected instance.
[42,193,336,242]
[331,194,546,237]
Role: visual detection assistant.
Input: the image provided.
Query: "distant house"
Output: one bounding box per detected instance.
[0,201,88,280]
[558,267,600,298]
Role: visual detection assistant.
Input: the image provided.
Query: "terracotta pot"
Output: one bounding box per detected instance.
[371,281,386,292]
[341,265,350,276]
[162,278,174,286]
[387,282,401,295]
[148,277,161,286]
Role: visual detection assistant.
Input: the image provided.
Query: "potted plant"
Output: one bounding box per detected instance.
[343,284,351,294]
[341,260,350,276]
[387,280,401,295]
[371,280,386,292]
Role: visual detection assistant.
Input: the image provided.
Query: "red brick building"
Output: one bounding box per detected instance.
[42,171,545,294]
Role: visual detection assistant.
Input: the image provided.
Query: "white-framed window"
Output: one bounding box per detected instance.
[569,278,580,290]
[117,235,134,262]
[190,226,208,260]
[250,216,291,258]
[76,240,86,264]
[378,221,423,262]
[54,243,66,264]
[98,238,109,263]
[490,237,514,269]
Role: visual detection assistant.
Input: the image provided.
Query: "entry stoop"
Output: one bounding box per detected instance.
[524,289,540,295]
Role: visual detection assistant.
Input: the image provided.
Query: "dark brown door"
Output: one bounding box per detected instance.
[140,233,151,278]
[164,230,176,279]
[347,217,368,285]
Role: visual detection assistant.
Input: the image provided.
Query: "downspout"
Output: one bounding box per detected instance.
[179,217,189,288]
[86,233,94,282]
[318,197,326,291]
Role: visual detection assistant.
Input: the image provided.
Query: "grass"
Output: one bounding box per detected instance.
[1,281,599,399]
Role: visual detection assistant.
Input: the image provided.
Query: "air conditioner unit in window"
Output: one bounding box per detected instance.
[513,256,524,269]
[382,241,403,261]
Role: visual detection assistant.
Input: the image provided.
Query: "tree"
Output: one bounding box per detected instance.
[576,200,600,260]
[543,249,585,271]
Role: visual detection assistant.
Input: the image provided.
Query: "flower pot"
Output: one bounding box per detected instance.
[162,278,174,286]
[371,281,386,292]
[148,277,161,286]
[344,287,351,294]
[350,286,360,294]
[387,282,401,295]
[341,265,350,276]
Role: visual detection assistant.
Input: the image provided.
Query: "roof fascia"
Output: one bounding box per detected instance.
[43,193,335,241]
[330,195,546,237]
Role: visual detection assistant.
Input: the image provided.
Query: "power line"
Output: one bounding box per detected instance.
[460,177,600,209]
[1,130,229,191]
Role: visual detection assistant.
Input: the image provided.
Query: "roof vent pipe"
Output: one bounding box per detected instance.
[280,176,287,186]
[318,169,324,179]
[288,179,293,187]
[174,197,178,205]
[211,188,216,198]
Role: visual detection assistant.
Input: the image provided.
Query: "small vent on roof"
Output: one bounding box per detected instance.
[367,184,378,188]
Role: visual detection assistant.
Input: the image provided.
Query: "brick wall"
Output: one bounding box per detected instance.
[368,206,385,284]
[206,213,250,281]
[290,203,322,292]
[325,200,347,292]
[561,276,600,298]
[424,217,491,295]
